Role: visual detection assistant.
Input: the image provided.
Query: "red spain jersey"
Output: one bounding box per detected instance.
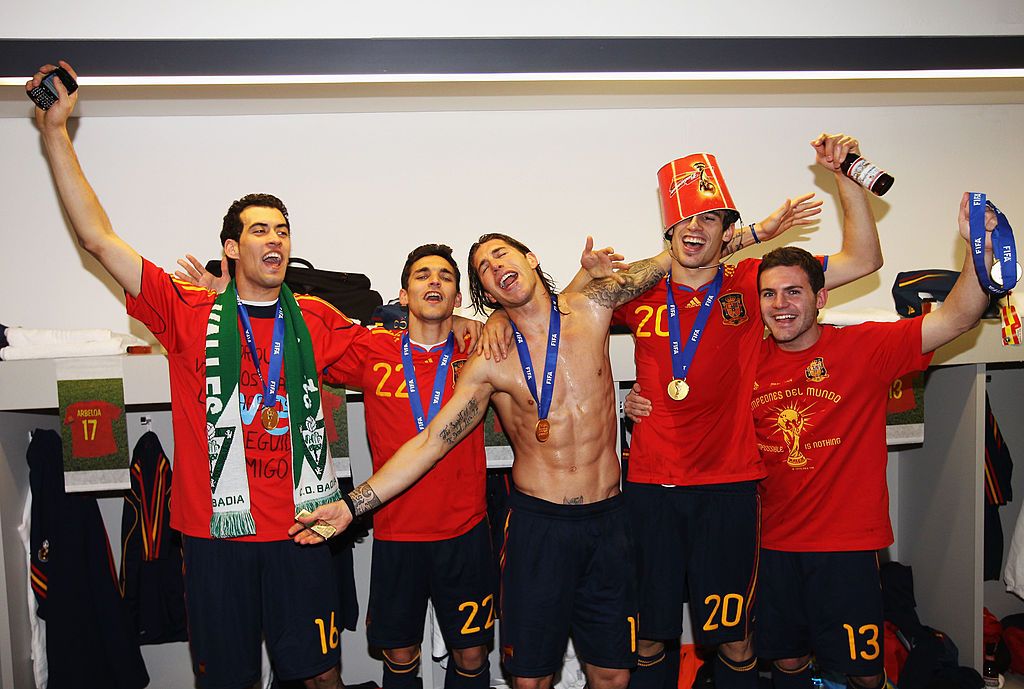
[327,328,486,541]
[613,259,766,485]
[751,319,933,551]
[126,258,370,541]
[63,400,122,458]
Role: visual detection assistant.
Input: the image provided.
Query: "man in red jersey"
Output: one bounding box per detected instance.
[326,244,493,689]
[750,195,995,689]
[620,136,883,689]
[29,61,362,689]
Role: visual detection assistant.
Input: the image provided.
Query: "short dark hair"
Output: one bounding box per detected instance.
[401,243,461,293]
[467,233,558,315]
[664,208,741,240]
[758,246,825,294]
[220,193,290,247]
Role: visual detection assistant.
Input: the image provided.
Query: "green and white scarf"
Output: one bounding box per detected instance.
[205,282,340,538]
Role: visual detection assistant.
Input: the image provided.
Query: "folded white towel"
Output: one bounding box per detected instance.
[0,334,149,361]
[5,327,114,347]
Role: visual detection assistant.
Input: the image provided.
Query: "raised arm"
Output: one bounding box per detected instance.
[811,133,884,289]
[290,356,495,542]
[920,192,996,353]
[719,193,824,258]
[29,62,143,296]
[578,250,672,310]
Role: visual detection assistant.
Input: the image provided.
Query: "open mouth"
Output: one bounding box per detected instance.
[262,252,283,267]
[773,314,797,323]
[499,271,518,290]
[680,235,707,250]
[424,290,443,304]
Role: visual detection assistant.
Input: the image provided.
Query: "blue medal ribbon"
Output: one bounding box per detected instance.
[665,265,724,383]
[400,331,456,432]
[508,296,560,426]
[970,192,1018,295]
[236,296,285,413]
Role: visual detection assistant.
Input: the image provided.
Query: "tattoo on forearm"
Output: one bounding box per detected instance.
[438,398,481,446]
[581,257,668,308]
[350,482,381,517]
[563,495,584,505]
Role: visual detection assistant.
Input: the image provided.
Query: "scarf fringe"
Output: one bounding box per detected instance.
[296,491,343,516]
[210,511,257,539]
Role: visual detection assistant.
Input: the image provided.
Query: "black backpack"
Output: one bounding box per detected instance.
[206,257,383,325]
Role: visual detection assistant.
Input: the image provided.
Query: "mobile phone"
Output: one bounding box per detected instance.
[27,66,78,111]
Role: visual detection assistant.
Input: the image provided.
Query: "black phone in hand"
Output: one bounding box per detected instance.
[27,67,78,110]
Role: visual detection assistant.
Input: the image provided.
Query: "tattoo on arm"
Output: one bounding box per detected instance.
[438,398,481,446]
[349,482,382,517]
[580,257,668,309]
[720,228,745,259]
[563,495,584,505]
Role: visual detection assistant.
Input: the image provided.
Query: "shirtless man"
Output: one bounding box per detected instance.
[292,233,674,689]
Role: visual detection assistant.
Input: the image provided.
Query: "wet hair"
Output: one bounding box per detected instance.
[467,233,558,315]
[663,208,741,240]
[401,243,461,293]
[758,246,825,294]
[220,193,290,247]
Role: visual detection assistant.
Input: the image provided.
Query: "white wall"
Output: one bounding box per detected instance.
[4,101,1023,358]
[2,0,1023,39]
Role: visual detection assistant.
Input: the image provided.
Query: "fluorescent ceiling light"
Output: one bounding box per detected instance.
[2,68,1023,87]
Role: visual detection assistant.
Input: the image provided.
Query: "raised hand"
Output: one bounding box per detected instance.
[174,254,230,294]
[811,132,860,173]
[580,235,629,285]
[754,193,823,243]
[27,60,78,132]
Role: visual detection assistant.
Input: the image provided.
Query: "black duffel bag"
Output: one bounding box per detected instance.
[206,256,383,325]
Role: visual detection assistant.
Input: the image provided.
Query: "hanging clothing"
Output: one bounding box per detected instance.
[119,430,187,644]
[28,429,149,689]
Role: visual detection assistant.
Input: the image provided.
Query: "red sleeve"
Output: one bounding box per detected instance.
[296,295,373,386]
[125,258,217,353]
[860,318,934,384]
[611,305,628,327]
[103,400,123,420]
[63,403,76,425]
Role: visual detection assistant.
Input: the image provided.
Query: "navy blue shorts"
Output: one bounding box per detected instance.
[624,481,759,645]
[755,549,884,676]
[183,536,341,689]
[367,517,495,650]
[499,489,638,678]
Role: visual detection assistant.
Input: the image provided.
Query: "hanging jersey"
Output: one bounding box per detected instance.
[751,319,933,551]
[62,400,122,458]
[126,258,371,541]
[327,328,486,541]
[612,260,765,485]
[120,430,187,644]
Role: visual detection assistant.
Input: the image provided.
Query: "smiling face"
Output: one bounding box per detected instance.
[400,254,462,323]
[224,206,290,301]
[470,238,541,310]
[758,264,828,352]
[667,210,735,270]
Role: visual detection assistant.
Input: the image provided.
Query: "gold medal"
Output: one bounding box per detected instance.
[261,406,279,431]
[535,419,551,443]
[667,379,689,401]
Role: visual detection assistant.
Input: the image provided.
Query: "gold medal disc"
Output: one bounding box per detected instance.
[261,406,279,431]
[667,379,690,401]
[535,419,551,443]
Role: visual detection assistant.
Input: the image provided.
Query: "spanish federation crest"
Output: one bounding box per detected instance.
[805,357,829,383]
[451,358,466,386]
[717,293,748,326]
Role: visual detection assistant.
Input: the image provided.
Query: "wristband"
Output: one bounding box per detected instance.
[340,490,357,518]
[749,224,761,244]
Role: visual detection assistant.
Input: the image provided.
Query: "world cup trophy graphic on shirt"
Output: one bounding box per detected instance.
[657,153,739,236]
[775,407,810,468]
